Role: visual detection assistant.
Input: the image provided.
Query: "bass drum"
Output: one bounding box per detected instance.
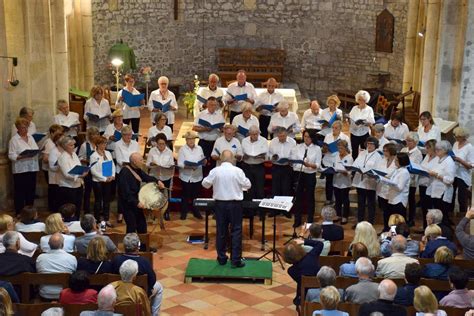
[138,182,168,210]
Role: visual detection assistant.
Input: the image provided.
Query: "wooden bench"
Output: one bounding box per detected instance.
[14,303,141,316]
[217,48,286,86]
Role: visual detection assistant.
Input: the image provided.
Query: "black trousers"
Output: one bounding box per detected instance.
[419,185,431,228]
[378,196,390,230]
[272,165,293,196]
[389,202,407,221]
[230,111,240,124]
[325,174,334,202]
[242,163,265,200]
[123,118,140,134]
[48,184,60,213]
[408,186,417,223]
[214,200,243,264]
[167,124,174,132]
[58,186,83,219]
[259,115,271,139]
[181,181,201,216]
[115,172,123,215]
[92,181,112,221]
[122,202,147,233]
[293,172,316,226]
[432,196,451,224]
[83,173,93,213]
[350,133,369,160]
[357,188,376,223]
[13,172,37,215]
[452,177,469,214]
[198,139,216,176]
[334,187,350,218]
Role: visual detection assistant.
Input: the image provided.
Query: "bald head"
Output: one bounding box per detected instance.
[379,279,397,301]
[310,100,320,114]
[98,284,117,311]
[49,232,64,250]
[129,152,143,168]
[220,150,235,164]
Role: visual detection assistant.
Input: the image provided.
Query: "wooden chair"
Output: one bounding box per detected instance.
[14,303,62,316]
[328,240,351,256]
[319,256,352,274]
[14,303,142,316]
[20,231,44,244]
[304,302,359,316]
[104,232,152,251]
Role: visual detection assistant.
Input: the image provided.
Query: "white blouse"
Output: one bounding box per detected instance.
[223,82,258,113]
[290,143,321,174]
[8,134,40,174]
[48,146,62,185]
[42,138,56,171]
[58,151,83,188]
[268,137,297,165]
[193,109,225,141]
[90,151,115,182]
[375,158,397,199]
[78,141,96,163]
[194,86,225,113]
[255,90,285,116]
[384,121,409,141]
[148,89,178,125]
[426,155,456,202]
[301,109,324,130]
[333,154,353,189]
[453,142,474,186]
[147,125,173,142]
[386,167,411,206]
[322,132,351,167]
[177,144,205,183]
[116,87,142,120]
[146,146,175,181]
[321,108,343,123]
[349,105,375,136]
[54,112,80,137]
[84,98,112,132]
[103,123,128,155]
[242,136,269,165]
[0,232,38,257]
[352,149,383,190]
[417,124,441,143]
[401,146,423,187]
[115,139,140,174]
[232,114,260,141]
[268,112,301,138]
[418,154,439,187]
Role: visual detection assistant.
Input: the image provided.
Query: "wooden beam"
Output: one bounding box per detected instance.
[174,0,179,20]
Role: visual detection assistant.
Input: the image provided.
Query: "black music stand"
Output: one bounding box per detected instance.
[257,206,287,270]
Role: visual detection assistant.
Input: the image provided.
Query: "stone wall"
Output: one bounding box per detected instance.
[92,0,408,99]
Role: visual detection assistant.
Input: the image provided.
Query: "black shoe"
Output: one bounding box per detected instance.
[193,212,203,220]
[180,214,187,220]
[231,260,246,268]
[164,212,170,221]
[217,257,228,265]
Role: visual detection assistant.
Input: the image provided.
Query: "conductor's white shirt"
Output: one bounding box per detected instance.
[202,162,251,201]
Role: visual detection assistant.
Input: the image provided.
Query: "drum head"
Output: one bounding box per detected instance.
[138,183,168,210]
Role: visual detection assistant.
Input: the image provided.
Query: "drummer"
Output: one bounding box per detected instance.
[117,152,165,234]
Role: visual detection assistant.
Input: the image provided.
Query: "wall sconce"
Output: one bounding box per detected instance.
[1,56,19,87]
[418,29,426,37]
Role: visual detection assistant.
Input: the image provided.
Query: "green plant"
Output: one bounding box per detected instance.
[183,75,200,115]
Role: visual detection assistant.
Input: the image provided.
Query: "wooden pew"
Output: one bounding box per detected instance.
[14,303,141,316]
[104,232,152,251]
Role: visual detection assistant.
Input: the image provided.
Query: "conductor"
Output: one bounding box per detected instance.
[202,150,251,268]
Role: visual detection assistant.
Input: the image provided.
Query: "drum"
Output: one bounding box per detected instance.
[139,182,168,210]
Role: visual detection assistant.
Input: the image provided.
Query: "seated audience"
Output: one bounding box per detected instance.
[60,203,85,233]
[414,285,447,316]
[320,206,344,241]
[80,284,119,316]
[40,213,76,252]
[36,233,77,300]
[376,235,418,279]
[110,233,163,315]
[77,237,113,274]
[303,223,330,256]
[455,207,474,260]
[439,267,474,308]
[15,206,45,232]
[344,257,379,304]
[426,209,454,241]
[339,242,368,278]
[312,286,349,316]
[380,213,406,241]
[358,279,407,316]
[381,222,420,258]
[0,288,13,316]
[394,262,422,306]
[422,246,454,280]
[0,214,37,256]
[74,214,117,255]
[59,270,98,304]
[306,266,344,303]
[0,281,19,303]
[283,238,323,306]
[420,224,457,258]
[111,259,151,316]
[349,221,380,258]
[0,231,35,276]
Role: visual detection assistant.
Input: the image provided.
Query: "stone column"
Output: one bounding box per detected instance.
[402,0,420,94]
[51,0,70,102]
[81,0,94,87]
[459,0,474,136]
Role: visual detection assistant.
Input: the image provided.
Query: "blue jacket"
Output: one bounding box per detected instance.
[420,238,457,258]
[339,262,357,278]
[394,283,417,306]
[381,238,420,258]
[422,263,450,280]
[111,253,156,296]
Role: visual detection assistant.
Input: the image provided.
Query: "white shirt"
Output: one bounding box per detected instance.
[194,86,225,112]
[386,167,411,206]
[375,158,397,199]
[255,90,285,116]
[322,132,351,167]
[15,221,46,233]
[401,146,423,187]
[84,98,112,132]
[377,136,390,151]
[333,154,354,189]
[321,108,343,123]
[242,136,269,165]
[290,143,321,173]
[194,109,225,141]
[427,155,456,202]
[349,105,375,136]
[64,221,84,233]
[148,89,178,124]
[8,134,40,174]
[0,232,38,257]
[54,112,80,137]
[419,154,439,187]
[116,87,142,119]
[36,249,77,299]
[58,151,83,188]
[115,139,140,174]
[352,150,383,190]
[417,124,441,143]
[40,233,76,253]
[42,138,56,171]
[268,112,301,138]
[11,121,37,137]
[202,162,251,200]
[146,146,175,181]
[223,82,258,113]
[268,137,297,165]
[90,151,115,182]
[78,141,96,163]
[177,144,205,183]
[48,146,62,185]
[147,125,173,141]
[453,142,474,186]
[232,114,259,141]
[212,136,243,166]
[384,121,409,141]
[301,109,324,130]
[103,123,128,154]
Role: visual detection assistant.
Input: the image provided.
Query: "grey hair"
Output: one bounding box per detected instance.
[391,235,407,253]
[80,214,96,233]
[321,206,336,221]
[56,99,68,108]
[332,120,343,129]
[453,126,469,138]
[317,266,337,287]
[355,90,371,104]
[58,136,75,150]
[208,73,219,81]
[355,257,374,276]
[248,125,260,134]
[406,131,419,143]
[97,284,117,311]
[123,233,140,253]
[158,76,169,84]
[240,102,253,112]
[119,259,138,282]
[435,140,452,153]
[427,209,443,224]
[378,279,397,301]
[2,231,19,249]
[274,126,288,134]
[373,124,385,133]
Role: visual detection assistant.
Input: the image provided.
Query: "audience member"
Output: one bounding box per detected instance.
[77,237,113,274]
[0,214,37,256]
[312,286,349,316]
[75,214,117,255]
[376,235,418,278]
[59,270,98,304]
[0,231,35,276]
[0,281,18,304]
[80,284,120,316]
[426,209,454,241]
[456,207,474,260]
[110,259,151,316]
[422,246,454,280]
[40,213,76,252]
[414,285,447,316]
[15,206,45,232]
[36,233,77,300]
[420,224,457,258]
[344,257,379,304]
[320,206,344,241]
[0,288,13,316]
[380,222,420,258]
[303,223,330,256]
[439,267,474,308]
[358,279,407,316]
[350,221,380,258]
[59,203,85,233]
[394,262,422,306]
[306,266,344,303]
[339,242,368,278]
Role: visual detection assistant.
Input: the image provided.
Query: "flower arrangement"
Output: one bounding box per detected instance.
[141,66,153,82]
[183,75,200,116]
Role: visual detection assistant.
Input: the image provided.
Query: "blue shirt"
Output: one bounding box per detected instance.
[313,310,349,316]
[339,262,357,278]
